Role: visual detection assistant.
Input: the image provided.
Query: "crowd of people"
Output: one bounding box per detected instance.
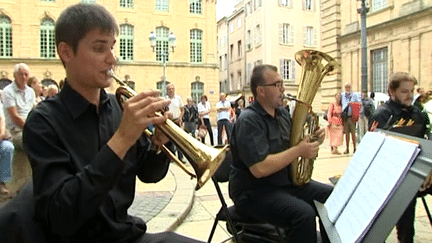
[325,83,376,156]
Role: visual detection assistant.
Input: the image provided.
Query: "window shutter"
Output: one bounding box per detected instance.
[291,60,296,80]
[303,26,307,46]
[313,28,317,46]
[302,0,305,10]
[279,24,283,44]
[280,59,285,80]
[289,24,294,44]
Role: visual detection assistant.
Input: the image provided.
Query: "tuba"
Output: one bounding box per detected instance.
[289,50,338,186]
[108,70,228,190]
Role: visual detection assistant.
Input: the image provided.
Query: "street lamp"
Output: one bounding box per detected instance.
[358,0,369,92]
[149,31,176,97]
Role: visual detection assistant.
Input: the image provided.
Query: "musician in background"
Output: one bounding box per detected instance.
[368,72,429,243]
[229,64,332,243]
[22,4,203,243]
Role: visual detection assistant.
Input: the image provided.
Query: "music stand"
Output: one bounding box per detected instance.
[316,129,432,243]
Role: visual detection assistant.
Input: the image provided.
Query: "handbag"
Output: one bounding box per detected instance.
[342,105,349,121]
[198,126,207,139]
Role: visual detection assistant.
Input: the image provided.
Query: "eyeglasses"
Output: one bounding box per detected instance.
[261,81,283,89]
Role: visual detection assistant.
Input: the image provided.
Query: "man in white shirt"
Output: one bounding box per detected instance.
[216,93,232,145]
[2,63,35,149]
[2,63,35,191]
[340,83,360,154]
[166,83,185,161]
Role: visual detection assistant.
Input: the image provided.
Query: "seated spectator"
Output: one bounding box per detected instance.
[27,76,44,104]
[0,99,14,196]
[47,84,59,98]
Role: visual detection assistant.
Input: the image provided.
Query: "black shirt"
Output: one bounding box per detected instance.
[23,82,170,243]
[183,105,198,123]
[368,99,427,138]
[229,101,292,201]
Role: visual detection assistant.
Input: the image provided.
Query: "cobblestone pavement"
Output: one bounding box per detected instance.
[128,191,173,223]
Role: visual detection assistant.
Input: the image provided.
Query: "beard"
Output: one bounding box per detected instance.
[394,96,412,109]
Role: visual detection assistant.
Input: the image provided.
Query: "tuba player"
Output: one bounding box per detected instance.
[228,64,333,242]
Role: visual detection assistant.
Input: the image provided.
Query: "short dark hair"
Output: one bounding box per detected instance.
[55,4,119,60]
[370,91,375,99]
[388,72,417,93]
[250,64,278,97]
[201,95,207,101]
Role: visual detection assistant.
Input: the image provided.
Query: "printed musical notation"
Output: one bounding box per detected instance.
[324,132,420,243]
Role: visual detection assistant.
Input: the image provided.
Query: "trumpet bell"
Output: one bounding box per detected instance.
[162,118,228,190]
[110,70,227,190]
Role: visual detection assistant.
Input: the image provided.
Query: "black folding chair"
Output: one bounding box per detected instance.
[207,150,287,243]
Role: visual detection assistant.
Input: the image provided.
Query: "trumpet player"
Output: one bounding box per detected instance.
[21,4,203,243]
[229,64,333,243]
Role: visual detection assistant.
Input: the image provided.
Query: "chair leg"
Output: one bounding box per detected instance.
[209,178,242,243]
[207,212,220,243]
[421,196,432,229]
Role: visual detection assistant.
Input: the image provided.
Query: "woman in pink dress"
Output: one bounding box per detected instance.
[327,93,343,154]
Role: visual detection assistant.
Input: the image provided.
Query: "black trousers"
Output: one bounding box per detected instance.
[217,119,232,145]
[234,180,333,243]
[396,198,416,243]
[135,232,204,243]
[199,118,214,146]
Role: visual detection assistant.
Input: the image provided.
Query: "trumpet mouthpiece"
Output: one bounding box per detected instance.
[107,69,115,77]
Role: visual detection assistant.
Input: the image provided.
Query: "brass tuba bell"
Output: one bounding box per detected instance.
[289,50,338,186]
[108,70,228,190]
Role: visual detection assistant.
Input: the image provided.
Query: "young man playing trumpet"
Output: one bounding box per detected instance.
[228,65,333,242]
[22,4,203,243]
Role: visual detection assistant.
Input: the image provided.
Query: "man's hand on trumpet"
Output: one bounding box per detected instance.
[108,90,171,159]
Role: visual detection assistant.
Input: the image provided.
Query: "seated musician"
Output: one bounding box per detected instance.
[369,72,430,243]
[228,64,333,243]
[22,4,203,243]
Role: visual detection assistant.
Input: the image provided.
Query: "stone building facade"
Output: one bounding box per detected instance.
[322,0,432,109]
[218,0,323,108]
[0,0,220,122]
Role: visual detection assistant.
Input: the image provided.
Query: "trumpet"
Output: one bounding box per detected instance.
[108,70,228,190]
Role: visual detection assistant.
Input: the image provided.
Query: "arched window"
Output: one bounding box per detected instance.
[40,18,55,58]
[190,0,202,14]
[190,29,202,63]
[156,27,170,62]
[120,24,134,61]
[0,16,12,57]
[41,79,58,88]
[191,81,204,104]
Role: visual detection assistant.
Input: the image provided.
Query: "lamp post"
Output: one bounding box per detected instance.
[149,31,176,97]
[358,0,369,92]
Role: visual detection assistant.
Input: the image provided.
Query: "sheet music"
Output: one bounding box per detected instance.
[334,136,420,243]
[325,132,386,223]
